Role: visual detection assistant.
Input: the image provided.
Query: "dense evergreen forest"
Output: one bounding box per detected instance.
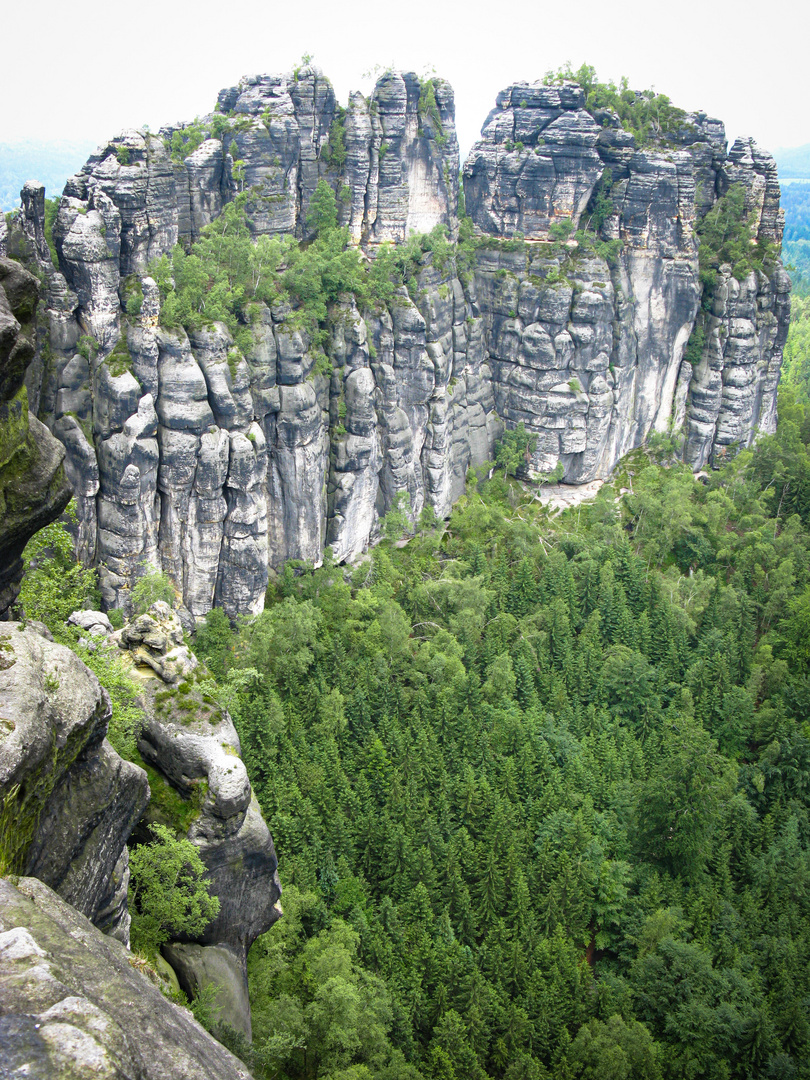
[16,155,810,1080]
[22,397,810,1080]
[781,183,810,296]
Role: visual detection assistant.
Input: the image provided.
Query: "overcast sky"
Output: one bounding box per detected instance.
[2,0,807,160]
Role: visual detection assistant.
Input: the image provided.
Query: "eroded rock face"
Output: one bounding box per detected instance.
[0,623,149,943]
[111,602,281,1030]
[0,255,71,617]
[163,941,253,1040]
[0,876,253,1079]
[463,82,602,238]
[12,71,789,619]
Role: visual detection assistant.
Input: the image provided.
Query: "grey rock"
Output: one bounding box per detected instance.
[163,941,252,1040]
[464,81,602,238]
[17,70,789,615]
[0,876,254,1079]
[0,623,149,940]
[116,601,197,683]
[113,604,281,973]
[67,609,114,635]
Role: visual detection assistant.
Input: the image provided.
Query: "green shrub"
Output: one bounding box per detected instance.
[129,823,220,956]
[17,505,98,634]
[131,568,176,614]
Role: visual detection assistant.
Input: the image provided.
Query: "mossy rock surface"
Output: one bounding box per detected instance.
[0,876,253,1080]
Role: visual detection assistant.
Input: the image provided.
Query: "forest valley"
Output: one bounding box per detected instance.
[17,368,810,1080]
[10,117,810,1079]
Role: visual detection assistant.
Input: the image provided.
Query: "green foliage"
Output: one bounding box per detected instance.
[76,334,98,360]
[696,184,777,290]
[249,886,395,1079]
[583,168,615,233]
[167,118,207,163]
[567,1015,661,1079]
[124,274,144,317]
[307,179,339,237]
[74,643,142,760]
[544,63,692,148]
[494,422,538,477]
[116,145,130,166]
[379,491,412,541]
[152,189,378,351]
[43,196,59,269]
[781,294,810,403]
[322,109,348,170]
[17,504,98,632]
[189,981,224,1033]
[417,79,447,148]
[192,607,234,681]
[129,823,220,956]
[131,567,175,613]
[105,331,132,377]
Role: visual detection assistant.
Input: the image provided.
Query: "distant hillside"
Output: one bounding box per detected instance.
[775,142,810,179]
[781,181,810,293]
[0,139,97,210]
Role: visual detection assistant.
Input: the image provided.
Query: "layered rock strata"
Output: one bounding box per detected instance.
[12,70,790,618]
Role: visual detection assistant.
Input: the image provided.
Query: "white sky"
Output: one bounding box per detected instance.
[2,0,807,160]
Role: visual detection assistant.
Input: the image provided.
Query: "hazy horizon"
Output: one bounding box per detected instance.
[2,0,807,167]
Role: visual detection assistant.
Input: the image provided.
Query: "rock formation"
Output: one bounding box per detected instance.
[0,602,281,1045]
[0,621,149,942]
[0,253,72,616]
[110,601,281,1038]
[8,67,790,619]
[0,875,253,1079]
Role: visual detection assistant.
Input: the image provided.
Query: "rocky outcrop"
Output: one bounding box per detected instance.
[0,622,149,942]
[11,69,789,618]
[0,875,253,1079]
[463,82,603,238]
[463,88,788,481]
[109,601,281,1037]
[0,253,72,617]
[683,137,790,465]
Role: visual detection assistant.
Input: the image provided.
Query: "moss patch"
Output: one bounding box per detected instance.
[0,386,30,471]
[134,750,208,837]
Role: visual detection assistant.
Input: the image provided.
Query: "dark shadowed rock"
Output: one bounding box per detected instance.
[0,256,71,617]
[0,623,149,942]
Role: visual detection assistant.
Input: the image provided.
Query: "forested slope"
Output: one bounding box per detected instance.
[188,405,810,1079]
[9,64,810,1080]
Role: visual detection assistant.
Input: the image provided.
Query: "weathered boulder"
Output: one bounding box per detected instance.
[0,622,149,942]
[115,600,197,683]
[68,608,114,636]
[0,875,253,1079]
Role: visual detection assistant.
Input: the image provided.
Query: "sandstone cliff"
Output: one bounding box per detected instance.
[0,621,148,942]
[0,604,281,1046]
[8,67,790,619]
[0,253,71,616]
[0,876,254,1079]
